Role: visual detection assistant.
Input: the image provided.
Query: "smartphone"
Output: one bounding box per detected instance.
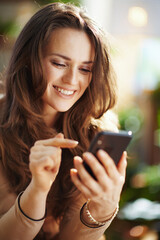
[83,130,132,178]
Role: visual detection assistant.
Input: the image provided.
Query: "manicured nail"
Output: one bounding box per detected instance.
[70,140,79,144]
[74,156,83,163]
[70,168,77,173]
[98,149,107,157]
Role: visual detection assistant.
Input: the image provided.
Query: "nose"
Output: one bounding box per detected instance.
[62,66,77,85]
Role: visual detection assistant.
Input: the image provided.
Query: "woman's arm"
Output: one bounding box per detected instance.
[0,190,46,240]
[59,194,110,240]
[58,151,127,240]
[0,162,45,240]
[0,134,78,240]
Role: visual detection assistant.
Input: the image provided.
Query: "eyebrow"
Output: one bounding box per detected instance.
[49,53,94,64]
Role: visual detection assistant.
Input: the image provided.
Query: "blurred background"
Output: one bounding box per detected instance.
[0,0,160,239]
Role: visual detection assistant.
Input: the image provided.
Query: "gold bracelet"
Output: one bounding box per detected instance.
[80,200,119,228]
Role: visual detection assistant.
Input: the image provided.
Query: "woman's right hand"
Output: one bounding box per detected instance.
[29,133,78,193]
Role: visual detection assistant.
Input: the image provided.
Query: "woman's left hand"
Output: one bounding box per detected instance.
[70,150,127,222]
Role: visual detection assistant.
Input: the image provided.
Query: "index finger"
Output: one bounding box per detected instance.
[36,138,78,149]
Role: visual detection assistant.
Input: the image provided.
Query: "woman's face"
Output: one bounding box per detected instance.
[42,27,95,118]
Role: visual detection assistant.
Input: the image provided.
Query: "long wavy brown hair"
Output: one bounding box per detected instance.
[0,2,117,220]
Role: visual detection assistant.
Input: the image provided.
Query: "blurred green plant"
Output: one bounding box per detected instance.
[151,81,160,132]
[152,81,160,107]
[118,105,145,169]
[119,106,144,136]
[144,164,160,187]
[123,164,160,201]
[0,18,19,39]
[118,104,160,206]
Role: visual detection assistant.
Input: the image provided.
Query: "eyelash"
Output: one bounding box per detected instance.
[51,61,92,74]
[80,68,92,74]
[52,61,66,67]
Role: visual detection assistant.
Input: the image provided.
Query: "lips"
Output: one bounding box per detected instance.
[53,86,75,96]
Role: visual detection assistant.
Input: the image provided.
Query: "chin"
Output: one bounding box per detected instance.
[52,101,76,113]
[56,106,73,113]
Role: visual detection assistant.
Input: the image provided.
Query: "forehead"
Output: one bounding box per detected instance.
[43,27,95,62]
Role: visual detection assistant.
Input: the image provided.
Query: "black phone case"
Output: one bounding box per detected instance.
[83,130,132,178]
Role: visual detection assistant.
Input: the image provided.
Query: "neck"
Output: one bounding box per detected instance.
[43,111,60,128]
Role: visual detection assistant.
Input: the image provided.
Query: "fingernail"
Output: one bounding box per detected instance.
[74,156,83,163]
[70,168,77,173]
[124,151,127,157]
[98,149,106,157]
[69,140,79,144]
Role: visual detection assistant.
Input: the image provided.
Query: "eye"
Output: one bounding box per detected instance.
[51,61,66,67]
[80,68,92,74]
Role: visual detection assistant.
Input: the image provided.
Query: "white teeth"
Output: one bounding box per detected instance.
[55,87,74,96]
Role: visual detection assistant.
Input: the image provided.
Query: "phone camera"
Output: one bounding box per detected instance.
[97,140,102,145]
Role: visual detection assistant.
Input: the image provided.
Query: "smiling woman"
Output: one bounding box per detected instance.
[42,28,95,122]
[0,2,127,240]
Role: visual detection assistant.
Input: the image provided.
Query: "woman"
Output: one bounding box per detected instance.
[0,2,127,240]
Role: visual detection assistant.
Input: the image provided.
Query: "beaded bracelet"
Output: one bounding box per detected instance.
[18,191,47,221]
[80,200,119,228]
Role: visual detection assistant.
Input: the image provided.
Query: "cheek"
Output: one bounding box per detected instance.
[80,76,92,96]
[43,63,51,83]
[84,75,92,89]
[45,67,59,84]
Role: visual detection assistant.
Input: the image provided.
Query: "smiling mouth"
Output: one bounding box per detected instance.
[54,86,75,96]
